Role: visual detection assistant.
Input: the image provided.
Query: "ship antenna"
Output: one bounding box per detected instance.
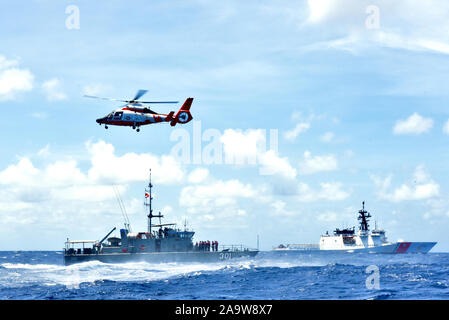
[147,169,153,233]
[145,169,163,234]
[149,169,153,220]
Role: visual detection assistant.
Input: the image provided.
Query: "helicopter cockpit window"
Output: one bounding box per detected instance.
[107,113,113,119]
[113,112,123,119]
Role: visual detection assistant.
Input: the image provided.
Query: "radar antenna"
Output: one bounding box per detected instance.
[357,201,371,232]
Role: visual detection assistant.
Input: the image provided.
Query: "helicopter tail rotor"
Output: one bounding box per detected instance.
[170,98,194,126]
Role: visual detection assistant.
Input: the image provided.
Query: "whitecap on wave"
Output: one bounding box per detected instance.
[0,260,256,289]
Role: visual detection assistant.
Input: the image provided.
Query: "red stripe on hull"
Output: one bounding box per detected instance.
[395,242,411,253]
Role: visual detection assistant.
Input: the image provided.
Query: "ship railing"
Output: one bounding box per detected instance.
[64,240,98,255]
[220,244,255,252]
[286,244,319,250]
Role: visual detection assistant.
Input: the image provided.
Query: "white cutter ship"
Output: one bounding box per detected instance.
[319,202,436,253]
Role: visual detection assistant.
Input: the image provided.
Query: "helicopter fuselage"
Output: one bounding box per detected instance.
[96,108,172,128]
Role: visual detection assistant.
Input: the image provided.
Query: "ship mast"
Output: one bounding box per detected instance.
[145,169,163,233]
[357,201,371,232]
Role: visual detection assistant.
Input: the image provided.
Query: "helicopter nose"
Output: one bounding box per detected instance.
[96,118,102,124]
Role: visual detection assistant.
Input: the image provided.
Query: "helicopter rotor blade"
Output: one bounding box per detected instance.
[132,90,148,101]
[83,95,126,102]
[84,92,178,105]
[137,101,179,104]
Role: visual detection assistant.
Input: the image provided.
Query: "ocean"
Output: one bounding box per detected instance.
[0,251,448,300]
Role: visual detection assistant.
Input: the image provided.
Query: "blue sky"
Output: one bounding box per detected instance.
[1,0,449,251]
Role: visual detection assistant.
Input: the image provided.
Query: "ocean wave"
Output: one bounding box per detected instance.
[0,251,447,299]
[0,260,251,289]
[0,257,327,291]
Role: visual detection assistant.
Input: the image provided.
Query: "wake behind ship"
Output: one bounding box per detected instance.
[63,171,258,265]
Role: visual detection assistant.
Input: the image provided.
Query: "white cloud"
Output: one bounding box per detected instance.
[0,140,186,232]
[343,149,355,159]
[0,56,19,69]
[188,167,210,184]
[425,198,449,220]
[317,211,338,222]
[270,200,296,216]
[259,150,297,179]
[373,31,449,55]
[82,83,112,96]
[306,0,340,24]
[0,150,123,202]
[298,151,338,175]
[371,166,439,202]
[220,128,296,179]
[284,122,310,141]
[391,183,438,202]
[37,144,50,157]
[297,181,350,202]
[44,160,87,187]
[30,112,48,119]
[393,113,433,135]
[443,119,449,135]
[50,184,123,202]
[290,111,302,121]
[304,0,449,56]
[42,78,67,101]
[180,179,257,209]
[86,140,185,185]
[0,55,33,100]
[0,157,39,186]
[220,129,265,165]
[320,131,334,143]
[179,178,261,222]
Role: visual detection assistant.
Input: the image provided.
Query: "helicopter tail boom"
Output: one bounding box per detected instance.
[165,111,175,122]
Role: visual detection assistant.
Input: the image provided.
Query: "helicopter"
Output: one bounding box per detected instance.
[85,90,193,132]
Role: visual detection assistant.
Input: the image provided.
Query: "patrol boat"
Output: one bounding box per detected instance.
[319,202,436,253]
[63,171,258,265]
